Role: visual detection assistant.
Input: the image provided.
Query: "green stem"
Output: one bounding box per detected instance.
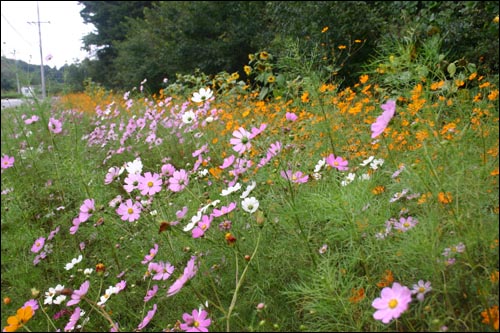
[38,305,59,331]
[226,229,262,332]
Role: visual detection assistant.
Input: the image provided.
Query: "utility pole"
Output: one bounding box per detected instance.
[28,1,50,100]
[11,50,21,94]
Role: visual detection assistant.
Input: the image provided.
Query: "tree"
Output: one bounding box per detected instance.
[78,1,157,88]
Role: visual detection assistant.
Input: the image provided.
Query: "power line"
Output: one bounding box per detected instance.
[1,13,33,47]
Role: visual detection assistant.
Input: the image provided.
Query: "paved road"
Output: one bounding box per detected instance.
[1,99,25,109]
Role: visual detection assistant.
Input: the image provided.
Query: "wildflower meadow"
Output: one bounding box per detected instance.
[1,36,499,332]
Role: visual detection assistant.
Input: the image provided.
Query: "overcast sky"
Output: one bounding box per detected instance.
[1,1,96,69]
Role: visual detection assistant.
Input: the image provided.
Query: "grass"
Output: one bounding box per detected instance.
[1,60,498,332]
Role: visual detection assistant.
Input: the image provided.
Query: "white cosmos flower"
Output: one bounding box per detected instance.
[240,181,256,199]
[360,156,375,166]
[313,158,326,173]
[241,197,259,214]
[182,110,196,124]
[52,295,67,305]
[125,157,143,175]
[65,255,83,270]
[370,158,385,170]
[221,183,241,196]
[191,87,214,103]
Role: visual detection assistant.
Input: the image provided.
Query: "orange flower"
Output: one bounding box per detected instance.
[321,26,329,33]
[376,270,394,288]
[481,305,499,330]
[3,306,33,332]
[301,91,310,103]
[438,192,453,204]
[491,168,499,176]
[225,232,237,245]
[3,297,11,305]
[348,288,365,303]
[338,45,346,50]
[491,271,499,283]
[359,75,369,84]
[96,263,106,274]
[372,185,385,195]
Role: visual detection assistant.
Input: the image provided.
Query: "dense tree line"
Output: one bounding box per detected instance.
[2,1,498,95]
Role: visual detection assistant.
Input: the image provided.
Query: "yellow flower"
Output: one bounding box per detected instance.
[493,15,499,23]
[354,39,362,43]
[321,26,329,33]
[338,45,346,50]
[248,54,255,62]
[267,75,275,83]
[259,51,269,60]
[230,72,239,81]
[244,65,252,76]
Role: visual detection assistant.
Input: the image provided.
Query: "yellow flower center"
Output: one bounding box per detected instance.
[148,181,153,188]
[193,320,200,328]
[418,287,425,293]
[128,208,134,214]
[388,299,398,309]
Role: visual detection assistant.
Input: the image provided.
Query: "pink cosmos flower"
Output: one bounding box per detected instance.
[169,169,189,192]
[23,299,39,312]
[372,282,412,324]
[325,154,349,171]
[142,244,159,264]
[393,216,418,232]
[280,170,309,183]
[48,226,60,240]
[67,280,90,306]
[150,261,175,281]
[192,214,212,238]
[78,199,95,223]
[371,100,396,139]
[285,112,298,122]
[1,155,15,169]
[161,163,176,177]
[211,202,237,217]
[64,307,82,331]
[24,115,40,124]
[167,256,198,297]
[411,280,432,302]
[116,199,142,222]
[230,127,252,155]
[104,166,123,185]
[138,172,163,196]
[69,217,81,235]
[249,123,267,139]
[144,285,159,302]
[220,155,236,169]
[115,280,127,292]
[180,309,211,332]
[123,173,141,193]
[31,237,45,253]
[176,206,188,219]
[48,117,63,134]
[137,304,157,330]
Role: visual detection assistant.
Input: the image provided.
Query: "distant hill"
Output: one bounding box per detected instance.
[1,56,64,93]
